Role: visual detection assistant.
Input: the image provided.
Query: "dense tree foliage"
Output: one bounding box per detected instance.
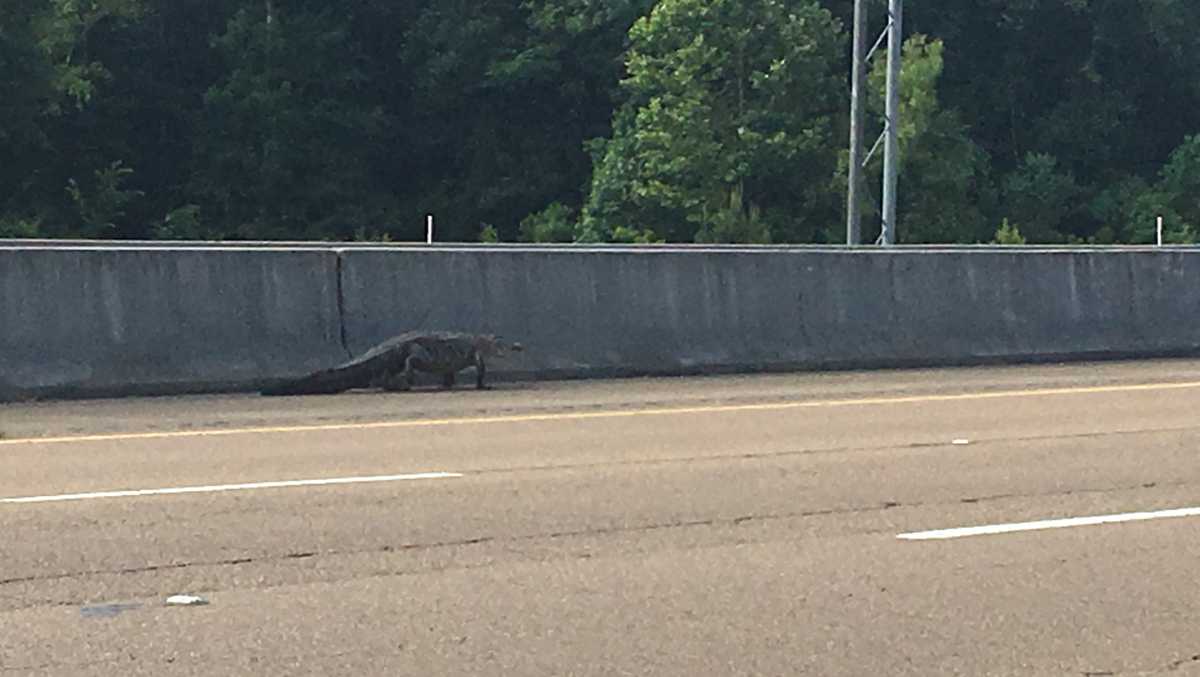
[1,0,1197,243]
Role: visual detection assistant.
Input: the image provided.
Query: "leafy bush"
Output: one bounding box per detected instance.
[479,223,500,243]
[520,202,577,242]
[993,218,1026,245]
[0,217,40,238]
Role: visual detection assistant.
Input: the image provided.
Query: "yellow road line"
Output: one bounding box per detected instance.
[4,380,1200,447]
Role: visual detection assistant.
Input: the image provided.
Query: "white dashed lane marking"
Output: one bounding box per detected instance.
[0,472,463,504]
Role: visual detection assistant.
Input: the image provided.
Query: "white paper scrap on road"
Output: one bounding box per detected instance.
[898,506,1200,541]
[165,595,208,606]
[952,439,970,445]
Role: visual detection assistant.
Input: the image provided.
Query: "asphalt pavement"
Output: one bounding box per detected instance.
[3,360,1200,676]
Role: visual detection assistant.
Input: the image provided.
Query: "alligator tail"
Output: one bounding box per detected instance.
[259,366,366,396]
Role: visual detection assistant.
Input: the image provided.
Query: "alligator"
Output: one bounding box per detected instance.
[260,331,523,396]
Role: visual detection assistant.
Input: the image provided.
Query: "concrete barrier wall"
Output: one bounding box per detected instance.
[3,244,1199,400]
[340,248,1200,379]
[0,247,345,400]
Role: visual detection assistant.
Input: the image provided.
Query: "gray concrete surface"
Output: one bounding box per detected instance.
[4,243,1200,401]
[343,247,1200,378]
[0,247,346,401]
[3,361,1200,675]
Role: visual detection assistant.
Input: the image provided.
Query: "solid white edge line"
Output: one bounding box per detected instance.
[897,506,1200,541]
[1,472,464,504]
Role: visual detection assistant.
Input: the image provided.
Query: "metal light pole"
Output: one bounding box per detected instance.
[846,0,868,246]
[847,0,903,247]
[880,0,903,246]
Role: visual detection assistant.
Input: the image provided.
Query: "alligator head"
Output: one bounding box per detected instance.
[474,334,524,357]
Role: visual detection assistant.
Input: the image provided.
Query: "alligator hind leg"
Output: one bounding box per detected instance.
[389,350,436,391]
[442,372,456,389]
[380,351,432,392]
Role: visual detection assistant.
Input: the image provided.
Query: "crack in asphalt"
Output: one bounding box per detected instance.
[1080,652,1200,676]
[497,422,1200,474]
[0,504,873,603]
[2,659,113,673]
[1,474,1189,594]
[1,648,369,674]
[0,557,253,587]
[1,473,1194,618]
[1165,654,1200,672]
[2,472,1185,603]
[3,422,1195,523]
[956,478,1188,507]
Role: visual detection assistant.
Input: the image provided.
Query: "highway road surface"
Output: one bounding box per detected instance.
[3,360,1200,676]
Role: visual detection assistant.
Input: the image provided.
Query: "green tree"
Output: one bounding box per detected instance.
[5,0,1200,244]
[3,0,229,238]
[0,0,54,225]
[191,4,390,239]
[1120,134,1200,244]
[391,1,654,242]
[65,160,144,237]
[905,0,1200,243]
[34,0,146,111]
[520,202,577,243]
[1000,153,1081,243]
[580,0,844,243]
[854,34,993,244]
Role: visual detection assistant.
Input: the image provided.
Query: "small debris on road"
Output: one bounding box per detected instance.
[952,439,971,446]
[81,603,142,618]
[165,594,208,607]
